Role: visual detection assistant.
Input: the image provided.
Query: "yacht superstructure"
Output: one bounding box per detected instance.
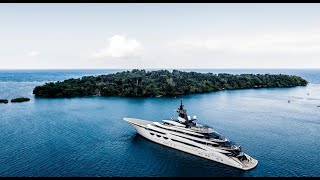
[123,101,258,170]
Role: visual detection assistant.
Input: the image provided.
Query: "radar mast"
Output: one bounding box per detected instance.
[177,100,196,126]
[177,100,187,120]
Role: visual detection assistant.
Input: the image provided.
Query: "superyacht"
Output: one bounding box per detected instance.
[123,101,258,170]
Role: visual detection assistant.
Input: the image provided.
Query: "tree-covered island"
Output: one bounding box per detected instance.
[0,99,8,103]
[11,97,30,103]
[33,69,308,98]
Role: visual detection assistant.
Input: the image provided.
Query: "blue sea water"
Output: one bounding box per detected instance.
[0,69,319,177]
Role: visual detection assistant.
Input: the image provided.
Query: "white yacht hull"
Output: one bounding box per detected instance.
[124,117,258,171]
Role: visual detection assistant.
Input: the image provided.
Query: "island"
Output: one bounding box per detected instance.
[0,99,8,103]
[11,97,31,103]
[33,69,308,98]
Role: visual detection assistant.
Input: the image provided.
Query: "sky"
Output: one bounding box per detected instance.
[1,3,320,69]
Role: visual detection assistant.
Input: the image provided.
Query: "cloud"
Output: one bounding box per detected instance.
[168,31,320,54]
[93,35,144,58]
[25,50,40,57]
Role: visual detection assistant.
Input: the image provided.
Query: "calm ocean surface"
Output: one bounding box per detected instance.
[0,69,319,177]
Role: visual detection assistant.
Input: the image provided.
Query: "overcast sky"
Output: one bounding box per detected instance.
[1,3,320,69]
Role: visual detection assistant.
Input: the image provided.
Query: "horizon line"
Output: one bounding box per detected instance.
[1,68,320,70]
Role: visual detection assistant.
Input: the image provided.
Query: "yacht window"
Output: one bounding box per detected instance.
[171,139,205,150]
[209,143,219,147]
[156,135,161,138]
[163,137,168,140]
[222,140,236,147]
[172,134,218,146]
[154,125,203,138]
[207,131,223,139]
[150,133,154,136]
[148,128,166,135]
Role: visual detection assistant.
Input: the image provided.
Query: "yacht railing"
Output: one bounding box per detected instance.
[219,145,240,150]
[190,126,214,133]
[209,138,225,142]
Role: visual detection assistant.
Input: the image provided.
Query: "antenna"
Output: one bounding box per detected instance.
[180,99,183,110]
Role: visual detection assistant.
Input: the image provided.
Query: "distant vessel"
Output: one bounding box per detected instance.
[124,101,258,170]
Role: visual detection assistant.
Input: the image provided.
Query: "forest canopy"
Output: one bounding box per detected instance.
[33,69,308,98]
